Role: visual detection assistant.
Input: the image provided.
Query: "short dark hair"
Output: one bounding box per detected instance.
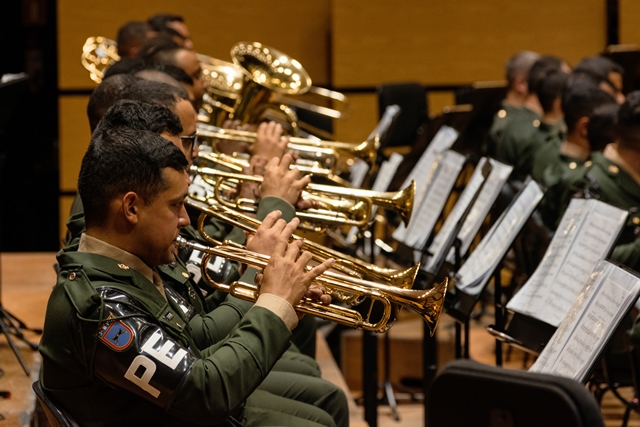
[118,78,189,112]
[147,13,184,32]
[103,57,146,80]
[87,73,141,132]
[562,76,616,134]
[94,99,183,137]
[136,34,182,64]
[537,70,569,113]
[79,127,187,226]
[527,55,567,96]
[617,90,640,149]
[132,61,194,86]
[574,56,624,87]
[116,21,151,58]
[587,102,619,151]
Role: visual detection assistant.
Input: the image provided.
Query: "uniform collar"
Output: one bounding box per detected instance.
[603,144,640,187]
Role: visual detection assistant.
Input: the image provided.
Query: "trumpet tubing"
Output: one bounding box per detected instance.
[186,197,420,289]
[175,236,447,334]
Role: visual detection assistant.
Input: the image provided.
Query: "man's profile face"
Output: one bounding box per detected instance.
[175,49,206,106]
[175,99,198,164]
[133,168,190,267]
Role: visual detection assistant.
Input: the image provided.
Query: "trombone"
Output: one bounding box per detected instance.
[185,197,420,290]
[190,165,415,227]
[174,235,447,334]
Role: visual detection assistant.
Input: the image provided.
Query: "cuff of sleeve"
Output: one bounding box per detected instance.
[257,196,296,222]
[255,293,298,330]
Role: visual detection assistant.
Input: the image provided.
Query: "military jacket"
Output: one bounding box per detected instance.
[494,106,542,182]
[39,248,292,427]
[561,152,640,270]
[531,138,587,231]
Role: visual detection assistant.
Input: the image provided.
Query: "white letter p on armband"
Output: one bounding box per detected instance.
[125,355,161,398]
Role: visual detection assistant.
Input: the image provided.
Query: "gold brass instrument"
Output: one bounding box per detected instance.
[185,197,420,289]
[174,235,446,334]
[82,36,120,84]
[196,123,380,172]
[190,165,415,227]
[191,165,374,231]
[195,150,350,187]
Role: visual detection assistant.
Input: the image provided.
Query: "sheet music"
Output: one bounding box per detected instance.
[423,157,489,272]
[368,104,401,141]
[401,125,459,209]
[396,150,466,249]
[456,180,544,297]
[443,159,512,265]
[348,159,370,189]
[529,260,640,383]
[506,199,627,326]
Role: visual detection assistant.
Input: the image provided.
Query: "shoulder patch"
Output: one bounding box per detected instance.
[97,314,134,351]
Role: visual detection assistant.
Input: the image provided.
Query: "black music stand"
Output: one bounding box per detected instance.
[0,74,42,376]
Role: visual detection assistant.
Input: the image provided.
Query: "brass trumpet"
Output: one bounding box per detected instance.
[186,197,420,289]
[196,122,380,170]
[191,165,415,227]
[174,235,447,334]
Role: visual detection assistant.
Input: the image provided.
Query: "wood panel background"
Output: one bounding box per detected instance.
[57,0,619,244]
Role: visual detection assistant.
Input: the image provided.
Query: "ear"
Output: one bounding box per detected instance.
[576,116,590,139]
[122,192,140,224]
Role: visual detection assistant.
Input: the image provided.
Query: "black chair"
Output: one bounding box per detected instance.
[32,380,80,427]
[428,359,605,427]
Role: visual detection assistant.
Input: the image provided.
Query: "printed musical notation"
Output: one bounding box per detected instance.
[529,260,640,383]
[456,179,544,297]
[396,150,466,249]
[506,199,628,326]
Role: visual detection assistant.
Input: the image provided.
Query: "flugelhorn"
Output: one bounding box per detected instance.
[191,165,415,227]
[185,197,420,289]
[175,235,447,334]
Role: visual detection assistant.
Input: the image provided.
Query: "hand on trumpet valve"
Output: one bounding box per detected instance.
[246,210,300,256]
[260,154,310,207]
[250,121,289,161]
[260,239,335,310]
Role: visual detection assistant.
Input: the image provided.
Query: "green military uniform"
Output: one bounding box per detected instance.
[66,194,319,359]
[485,101,521,157]
[494,106,542,182]
[39,244,347,427]
[531,138,587,231]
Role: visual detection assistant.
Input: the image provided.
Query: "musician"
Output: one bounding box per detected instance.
[39,123,343,426]
[495,55,572,183]
[485,50,540,156]
[573,55,626,104]
[116,20,155,58]
[560,90,640,272]
[70,77,323,360]
[137,35,206,110]
[531,74,617,231]
[147,13,193,50]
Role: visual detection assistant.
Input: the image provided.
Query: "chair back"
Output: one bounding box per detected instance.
[428,359,605,427]
[32,380,80,427]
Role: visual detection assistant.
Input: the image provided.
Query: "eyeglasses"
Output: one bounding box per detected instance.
[180,134,198,150]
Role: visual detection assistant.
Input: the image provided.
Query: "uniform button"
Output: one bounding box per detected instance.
[608,165,619,174]
[182,272,189,278]
[633,217,640,225]
[498,109,507,118]
[568,162,577,169]
[533,120,540,127]
[117,263,130,270]
[584,161,592,167]
[69,272,76,281]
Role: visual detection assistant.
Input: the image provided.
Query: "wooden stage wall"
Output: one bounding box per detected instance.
[57,0,640,244]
